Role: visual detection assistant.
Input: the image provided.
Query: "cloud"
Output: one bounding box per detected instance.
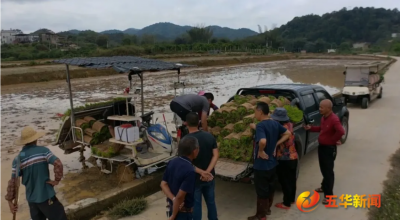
[1,0,63,3]
[1,0,398,34]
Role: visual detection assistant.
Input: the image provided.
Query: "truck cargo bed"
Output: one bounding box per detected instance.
[215,158,252,181]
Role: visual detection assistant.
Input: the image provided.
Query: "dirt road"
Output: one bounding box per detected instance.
[120,57,400,220]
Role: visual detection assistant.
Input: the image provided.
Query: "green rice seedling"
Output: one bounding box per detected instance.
[283,105,304,123]
[233,121,246,133]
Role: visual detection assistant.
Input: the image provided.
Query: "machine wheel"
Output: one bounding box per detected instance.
[361,97,369,109]
[117,163,136,184]
[378,88,383,99]
[340,116,349,144]
[100,159,113,173]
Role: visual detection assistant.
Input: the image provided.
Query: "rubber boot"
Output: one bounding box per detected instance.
[258,198,269,220]
[247,199,264,220]
[266,193,274,215]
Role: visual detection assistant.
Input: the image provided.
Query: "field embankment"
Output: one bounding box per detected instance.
[368,146,400,220]
[1,54,387,85]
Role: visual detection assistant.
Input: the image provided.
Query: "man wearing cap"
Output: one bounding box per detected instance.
[5,126,67,220]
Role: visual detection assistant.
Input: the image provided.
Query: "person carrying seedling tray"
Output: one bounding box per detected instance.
[170,92,215,138]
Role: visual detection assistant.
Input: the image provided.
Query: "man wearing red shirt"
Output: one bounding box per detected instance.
[304,99,345,204]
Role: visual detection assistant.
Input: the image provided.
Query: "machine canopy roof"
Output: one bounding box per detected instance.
[53,56,194,73]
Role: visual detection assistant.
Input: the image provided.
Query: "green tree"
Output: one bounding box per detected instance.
[79,30,98,43]
[96,35,109,48]
[393,43,400,53]
[339,42,352,52]
[186,25,213,43]
[174,35,189,44]
[140,34,156,45]
[122,37,131,45]
[304,41,316,52]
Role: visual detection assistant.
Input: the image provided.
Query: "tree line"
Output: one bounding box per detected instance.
[2,7,400,60]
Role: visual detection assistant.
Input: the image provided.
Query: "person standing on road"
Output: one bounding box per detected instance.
[160,136,201,220]
[304,99,345,204]
[185,112,219,220]
[270,108,299,210]
[248,102,291,220]
[5,126,67,220]
[170,93,215,132]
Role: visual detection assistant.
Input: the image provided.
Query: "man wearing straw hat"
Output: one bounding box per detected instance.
[5,126,67,220]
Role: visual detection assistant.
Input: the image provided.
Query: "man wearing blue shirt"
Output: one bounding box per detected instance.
[160,136,200,220]
[248,102,291,220]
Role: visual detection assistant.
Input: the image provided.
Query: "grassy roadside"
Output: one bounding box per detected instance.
[0,54,387,86]
[368,146,400,220]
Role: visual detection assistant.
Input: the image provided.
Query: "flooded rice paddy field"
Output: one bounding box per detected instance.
[0,59,377,219]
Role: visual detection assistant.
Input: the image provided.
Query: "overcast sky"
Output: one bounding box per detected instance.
[1,0,398,33]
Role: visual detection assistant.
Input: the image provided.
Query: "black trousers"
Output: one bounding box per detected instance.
[29,196,68,220]
[276,160,298,207]
[253,168,277,199]
[170,101,191,122]
[318,145,337,198]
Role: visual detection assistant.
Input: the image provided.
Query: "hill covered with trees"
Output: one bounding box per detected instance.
[243,7,400,52]
[65,22,258,41]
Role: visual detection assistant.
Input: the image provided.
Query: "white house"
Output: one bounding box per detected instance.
[392,33,400,38]
[29,35,39,42]
[1,29,23,44]
[353,42,369,50]
[327,49,336,53]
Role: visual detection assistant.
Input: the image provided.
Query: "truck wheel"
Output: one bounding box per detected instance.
[294,140,303,179]
[295,140,303,160]
[361,97,369,109]
[340,116,349,144]
[378,88,383,99]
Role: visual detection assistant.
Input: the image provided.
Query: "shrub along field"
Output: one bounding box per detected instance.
[368,146,400,220]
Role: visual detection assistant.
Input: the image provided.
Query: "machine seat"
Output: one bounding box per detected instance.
[140,111,155,124]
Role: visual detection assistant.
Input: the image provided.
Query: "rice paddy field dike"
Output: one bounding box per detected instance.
[0,53,385,85]
[0,56,388,219]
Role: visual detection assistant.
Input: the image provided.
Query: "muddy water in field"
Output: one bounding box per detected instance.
[0,59,376,219]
